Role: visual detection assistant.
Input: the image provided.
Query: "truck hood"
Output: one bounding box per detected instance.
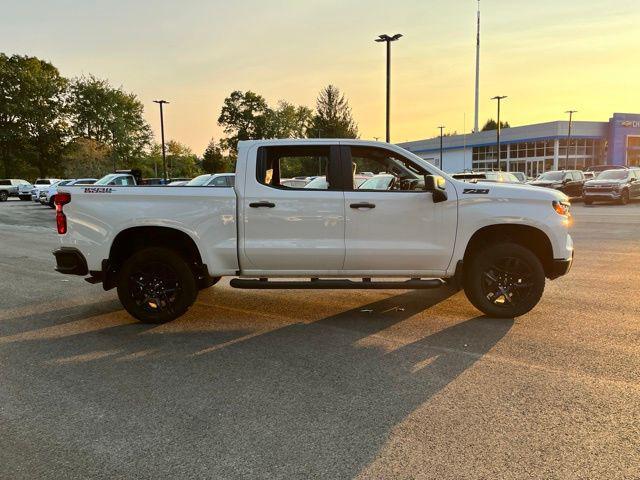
[585,179,625,186]
[456,180,569,202]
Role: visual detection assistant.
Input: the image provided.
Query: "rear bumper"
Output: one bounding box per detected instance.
[53,247,89,276]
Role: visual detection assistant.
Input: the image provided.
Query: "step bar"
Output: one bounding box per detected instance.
[229,278,445,290]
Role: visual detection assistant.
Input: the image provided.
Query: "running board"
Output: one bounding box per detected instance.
[229,278,445,290]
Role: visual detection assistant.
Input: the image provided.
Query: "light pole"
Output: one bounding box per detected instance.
[153,99,169,181]
[565,110,577,169]
[491,95,507,170]
[438,126,446,170]
[375,33,402,143]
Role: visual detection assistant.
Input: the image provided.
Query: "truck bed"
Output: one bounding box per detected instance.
[59,186,239,275]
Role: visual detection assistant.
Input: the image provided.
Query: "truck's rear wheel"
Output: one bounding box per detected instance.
[463,243,545,318]
[0,191,8,202]
[117,247,197,323]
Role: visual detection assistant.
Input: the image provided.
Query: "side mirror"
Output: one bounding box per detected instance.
[562,177,570,183]
[425,175,448,203]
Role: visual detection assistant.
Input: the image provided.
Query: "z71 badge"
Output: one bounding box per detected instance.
[463,188,490,194]
[84,187,113,193]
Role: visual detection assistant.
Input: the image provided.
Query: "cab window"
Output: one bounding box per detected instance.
[257,146,335,190]
[349,146,426,191]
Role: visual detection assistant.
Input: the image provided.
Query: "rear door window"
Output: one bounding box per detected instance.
[257,146,336,190]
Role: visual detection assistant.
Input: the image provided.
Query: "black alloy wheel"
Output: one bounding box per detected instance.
[117,247,197,323]
[464,242,545,318]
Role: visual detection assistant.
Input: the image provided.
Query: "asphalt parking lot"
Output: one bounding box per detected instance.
[0,197,639,479]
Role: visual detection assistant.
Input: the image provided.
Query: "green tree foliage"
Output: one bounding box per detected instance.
[164,140,202,179]
[309,85,358,139]
[481,119,510,131]
[63,137,111,178]
[202,138,233,173]
[217,92,318,154]
[217,91,271,154]
[266,101,313,139]
[0,54,69,177]
[69,76,152,170]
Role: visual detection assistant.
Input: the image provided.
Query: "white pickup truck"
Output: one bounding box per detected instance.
[53,139,573,323]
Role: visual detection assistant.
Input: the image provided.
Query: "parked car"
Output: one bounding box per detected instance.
[94,173,137,186]
[0,179,31,201]
[583,171,596,181]
[17,181,34,200]
[280,177,312,188]
[585,165,628,177]
[31,178,61,201]
[452,171,521,183]
[41,178,97,207]
[185,173,235,187]
[528,170,585,198]
[304,175,370,190]
[510,172,528,183]
[52,139,573,324]
[582,168,640,205]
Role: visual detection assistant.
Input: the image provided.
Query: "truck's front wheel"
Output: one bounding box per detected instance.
[117,247,197,323]
[463,243,545,318]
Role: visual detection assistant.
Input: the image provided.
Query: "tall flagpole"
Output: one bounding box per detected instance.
[473,0,480,133]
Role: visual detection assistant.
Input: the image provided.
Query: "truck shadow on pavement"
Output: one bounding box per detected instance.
[0,288,514,478]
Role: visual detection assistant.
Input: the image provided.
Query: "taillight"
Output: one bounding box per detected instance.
[55,192,71,234]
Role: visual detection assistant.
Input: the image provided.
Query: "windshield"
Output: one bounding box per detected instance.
[304,176,329,189]
[35,179,50,185]
[186,174,213,186]
[598,170,628,180]
[537,171,564,181]
[94,174,119,185]
[56,180,72,186]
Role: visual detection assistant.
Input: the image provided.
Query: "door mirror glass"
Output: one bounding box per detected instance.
[424,175,448,203]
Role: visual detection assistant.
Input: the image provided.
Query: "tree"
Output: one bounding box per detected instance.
[481,119,510,131]
[266,101,313,139]
[309,85,358,139]
[0,54,69,177]
[164,140,202,179]
[202,138,233,173]
[63,137,111,178]
[69,76,152,171]
[217,91,271,154]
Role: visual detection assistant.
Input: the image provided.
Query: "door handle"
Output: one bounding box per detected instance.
[249,201,276,208]
[350,202,376,209]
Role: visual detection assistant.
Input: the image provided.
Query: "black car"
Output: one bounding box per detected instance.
[528,170,585,198]
[582,168,640,205]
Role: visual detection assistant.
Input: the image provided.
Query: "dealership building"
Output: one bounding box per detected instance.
[398,112,640,177]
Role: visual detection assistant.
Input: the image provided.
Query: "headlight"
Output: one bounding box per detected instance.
[552,200,570,216]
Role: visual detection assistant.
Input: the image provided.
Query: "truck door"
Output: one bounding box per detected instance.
[241,144,346,273]
[342,145,458,274]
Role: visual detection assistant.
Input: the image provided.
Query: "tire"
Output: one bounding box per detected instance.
[463,242,545,319]
[117,247,197,323]
[0,191,8,202]
[19,195,30,201]
[48,196,55,208]
[583,199,593,206]
[618,190,629,205]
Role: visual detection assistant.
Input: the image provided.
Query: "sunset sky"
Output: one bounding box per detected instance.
[2,0,639,153]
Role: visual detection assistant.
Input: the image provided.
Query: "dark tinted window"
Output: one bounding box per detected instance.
[0,180,10,185]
